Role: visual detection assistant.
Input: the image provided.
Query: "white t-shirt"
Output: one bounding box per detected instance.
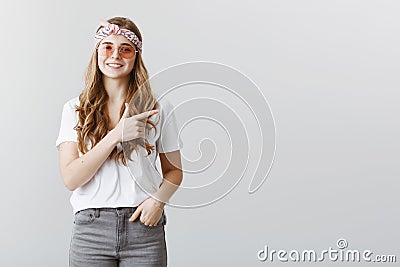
[55,96,183,215]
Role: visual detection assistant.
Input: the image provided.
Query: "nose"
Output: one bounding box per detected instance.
[111,47,121,59]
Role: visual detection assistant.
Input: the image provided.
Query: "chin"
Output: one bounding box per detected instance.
[102,71,131,79]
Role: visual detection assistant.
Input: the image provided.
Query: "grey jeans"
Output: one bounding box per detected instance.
[69,207,167,267]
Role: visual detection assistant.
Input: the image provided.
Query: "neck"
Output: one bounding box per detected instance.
[103,75,129,103]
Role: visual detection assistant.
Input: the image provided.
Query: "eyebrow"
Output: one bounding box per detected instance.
[100,41,133,46]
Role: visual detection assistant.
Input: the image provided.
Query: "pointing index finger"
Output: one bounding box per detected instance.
[134,109,159,120]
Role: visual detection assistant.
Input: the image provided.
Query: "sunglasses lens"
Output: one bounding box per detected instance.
[98,44,136,58]
[120,46,135,58]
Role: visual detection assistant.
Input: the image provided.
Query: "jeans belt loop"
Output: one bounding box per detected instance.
[94,208,100,218]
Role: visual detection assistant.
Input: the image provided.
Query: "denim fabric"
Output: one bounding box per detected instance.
[69,207,167,266]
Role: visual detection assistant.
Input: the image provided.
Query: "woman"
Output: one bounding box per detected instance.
[56,16,183,266]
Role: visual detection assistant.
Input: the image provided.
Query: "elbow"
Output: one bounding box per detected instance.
[65,183,76,192]
[61,174,77,191]
[177,171,183,185]
[64,180,77,192]
[175,168,183,184]
[60,165,80,191]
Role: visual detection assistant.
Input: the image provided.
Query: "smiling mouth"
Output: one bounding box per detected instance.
[106,63,124,68]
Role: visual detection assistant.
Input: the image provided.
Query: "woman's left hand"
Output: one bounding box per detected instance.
[128,197,165,226]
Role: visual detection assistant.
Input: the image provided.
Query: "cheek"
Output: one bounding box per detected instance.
[126,61,135,71]
[97,62,106,73]
[97,57,107,71]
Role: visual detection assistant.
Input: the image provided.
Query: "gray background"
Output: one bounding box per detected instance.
[0,0,399,266]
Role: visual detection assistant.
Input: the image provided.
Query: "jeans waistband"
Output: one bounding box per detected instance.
[76,207,166,225]
[79,207,139,216]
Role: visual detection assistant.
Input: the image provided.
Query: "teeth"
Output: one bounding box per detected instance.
[107,63,122,67]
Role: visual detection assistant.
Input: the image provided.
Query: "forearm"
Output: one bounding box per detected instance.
[152,169,183,207]
[63,130,119,191]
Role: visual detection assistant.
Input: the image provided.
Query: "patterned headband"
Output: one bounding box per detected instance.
[94,20,143,51]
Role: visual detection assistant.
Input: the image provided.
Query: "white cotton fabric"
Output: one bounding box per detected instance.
[55,96,183,215]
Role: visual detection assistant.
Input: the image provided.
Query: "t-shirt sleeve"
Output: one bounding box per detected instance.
[55,99,78,149]
[156,100,183,153]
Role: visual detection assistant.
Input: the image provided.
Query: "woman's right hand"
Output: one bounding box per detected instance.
[113,103,159,143]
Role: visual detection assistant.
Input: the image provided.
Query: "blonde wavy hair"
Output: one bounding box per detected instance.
[74,17,159,166]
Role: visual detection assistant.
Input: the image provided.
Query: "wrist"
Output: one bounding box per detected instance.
[152,198,165,209]
[108,128,121,146]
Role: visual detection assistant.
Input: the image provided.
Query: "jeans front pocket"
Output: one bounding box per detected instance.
[138,211,166,229]
[73,209,96,225]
